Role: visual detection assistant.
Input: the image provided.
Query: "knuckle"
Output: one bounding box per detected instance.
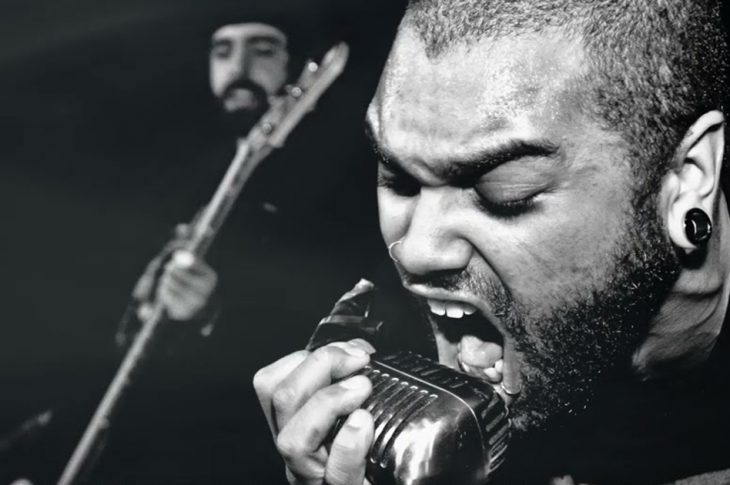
[275,431,302,460]
[252,367,273,396]
[310,344,343,366]
[272,384,299,412]
[285,466,300,485]
[252,350,310,398]
[310,345,333,364]
[158,273,173,289]
[308,386,339,410]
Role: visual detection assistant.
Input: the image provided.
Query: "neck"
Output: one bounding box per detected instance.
[632,193,730,379]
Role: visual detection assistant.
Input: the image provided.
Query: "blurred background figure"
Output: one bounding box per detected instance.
[210,23,289,135]
[119,22,294,350]
[0,2,401,483]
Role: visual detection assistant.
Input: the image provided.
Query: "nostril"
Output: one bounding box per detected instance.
[397,237,472,276]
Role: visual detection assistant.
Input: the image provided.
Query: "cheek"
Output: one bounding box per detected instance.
[209,64,228,96]
[469,181,631,307]
[250,61,287,94]
[378,189,412,242]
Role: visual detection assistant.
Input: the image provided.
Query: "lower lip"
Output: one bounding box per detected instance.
[225,91,258,109]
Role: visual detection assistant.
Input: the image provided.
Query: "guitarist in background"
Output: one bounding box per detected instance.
[117,22,291,343]
[2,22,295,485]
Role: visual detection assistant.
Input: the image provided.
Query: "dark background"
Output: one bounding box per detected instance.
[0,1,405,483]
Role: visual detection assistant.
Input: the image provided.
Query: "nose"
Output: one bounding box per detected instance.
[229,44,251,80]
[395,189,473,276]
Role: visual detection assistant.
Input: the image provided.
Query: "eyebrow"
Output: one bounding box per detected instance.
[365,121,560,183]
[211,38,232,51]
[211,35,284,48]
[444,139,561,183]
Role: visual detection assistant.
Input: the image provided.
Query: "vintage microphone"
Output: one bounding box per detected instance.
[308,280,511,485]
[57,43,349,485]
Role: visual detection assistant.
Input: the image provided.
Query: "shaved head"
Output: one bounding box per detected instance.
[403,0,727,198]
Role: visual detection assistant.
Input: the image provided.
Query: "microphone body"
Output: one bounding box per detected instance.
[348,351,510,485]
[309,280,511,484]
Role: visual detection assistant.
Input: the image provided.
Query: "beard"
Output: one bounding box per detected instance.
[218,80,270,137]
[410,193,681,434]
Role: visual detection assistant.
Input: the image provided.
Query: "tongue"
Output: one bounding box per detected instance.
[457,335,503,371]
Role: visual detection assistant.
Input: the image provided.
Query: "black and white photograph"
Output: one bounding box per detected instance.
[2,1,730,484]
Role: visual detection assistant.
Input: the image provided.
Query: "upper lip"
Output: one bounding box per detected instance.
[404,283,508,335]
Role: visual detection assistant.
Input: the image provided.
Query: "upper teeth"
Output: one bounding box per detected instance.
[427,299,476,319]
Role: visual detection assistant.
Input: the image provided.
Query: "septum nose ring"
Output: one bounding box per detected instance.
[388,240,403,263]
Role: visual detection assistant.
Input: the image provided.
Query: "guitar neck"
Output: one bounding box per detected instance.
[184,43,349,258]
[186,140,270,257]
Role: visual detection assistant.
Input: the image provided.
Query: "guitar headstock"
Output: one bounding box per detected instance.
[249,42,350,149]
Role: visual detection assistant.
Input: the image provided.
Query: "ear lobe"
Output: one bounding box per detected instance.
[665,110,724,252]
[667,189,705,251]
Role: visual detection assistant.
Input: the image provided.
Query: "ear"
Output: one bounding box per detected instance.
[664,110,725,253]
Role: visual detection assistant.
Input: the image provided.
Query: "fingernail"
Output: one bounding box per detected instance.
[348,339,375,354]
[346,410,369,428]
[340,376,367,390]
[354,279,374,291]
[344,345,368,358]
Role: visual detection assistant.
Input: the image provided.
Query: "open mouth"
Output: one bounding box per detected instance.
[425,298,505,379]
[224,88,260,110]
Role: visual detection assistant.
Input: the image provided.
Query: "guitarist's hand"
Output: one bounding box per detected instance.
[132,224,218,322]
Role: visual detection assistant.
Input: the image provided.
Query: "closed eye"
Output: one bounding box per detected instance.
[377,160,420,197]
[472,160,555,218]
[475,193,539,218]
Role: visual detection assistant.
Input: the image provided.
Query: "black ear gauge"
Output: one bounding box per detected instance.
[684,208,713,245]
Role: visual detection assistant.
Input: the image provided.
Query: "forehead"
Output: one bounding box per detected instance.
[368,26,590,160]
[211,23,287,46]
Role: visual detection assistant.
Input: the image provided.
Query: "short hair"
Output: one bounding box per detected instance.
[403,0,728,200]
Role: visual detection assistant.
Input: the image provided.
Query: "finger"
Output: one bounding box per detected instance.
[276,376,371,482]
[285,464,326,485]
[132,242,181,301]
[132,252,170,300]
[158,288,208,321]
[159,272,213,302]
[132,271,156,301]
[173,223,192,240]
[272,344,370,433]
[168,249,217,278]
[325,409,374,485]
[165,266,217,293]
[253,350,311,437]
[346,338,376,355]
[163,254,217,289]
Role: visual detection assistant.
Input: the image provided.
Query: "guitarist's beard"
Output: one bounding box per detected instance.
[219,81,270,138]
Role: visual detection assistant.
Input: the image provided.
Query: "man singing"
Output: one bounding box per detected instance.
[254,1,730,484]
